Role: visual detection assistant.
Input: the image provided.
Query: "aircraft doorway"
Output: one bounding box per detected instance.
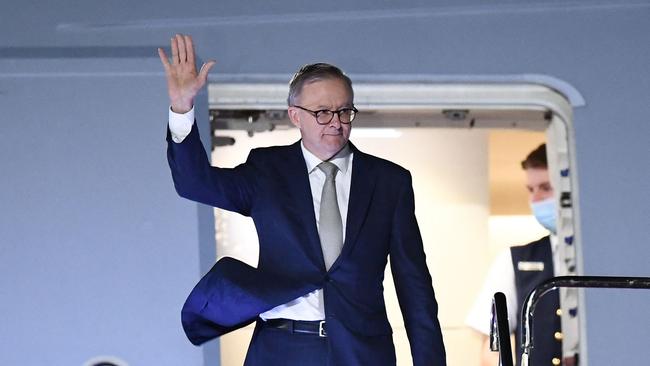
[206,82,582,365]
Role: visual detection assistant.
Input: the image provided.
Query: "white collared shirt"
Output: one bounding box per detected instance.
[169,107,354,321]
[465,235,559,335]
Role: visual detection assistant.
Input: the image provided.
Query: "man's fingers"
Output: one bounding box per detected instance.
[157,48,171,71]
[185,35,195,66]
[170,36,179,65]
[176,34,187,64]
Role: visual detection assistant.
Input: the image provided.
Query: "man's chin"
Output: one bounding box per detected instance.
[323,134,347,143]
[318,143,346,159]
[326,139,347,150]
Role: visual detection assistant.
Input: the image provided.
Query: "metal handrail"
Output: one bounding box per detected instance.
[490,292,514,366]
[520,275,650,366]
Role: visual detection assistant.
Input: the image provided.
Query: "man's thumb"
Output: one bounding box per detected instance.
[199,60,217,82]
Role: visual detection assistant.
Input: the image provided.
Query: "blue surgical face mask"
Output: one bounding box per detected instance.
[531,197,557,234]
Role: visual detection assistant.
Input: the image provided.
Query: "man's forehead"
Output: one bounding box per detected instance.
[525,168,551,181]
[525,167,549,175]
[299,79,353,105]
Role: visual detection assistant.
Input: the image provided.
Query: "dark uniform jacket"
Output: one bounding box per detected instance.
[511,236,562,365]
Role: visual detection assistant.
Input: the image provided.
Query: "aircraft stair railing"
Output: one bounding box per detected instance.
[490,275,650,366]
[490,291,514,366]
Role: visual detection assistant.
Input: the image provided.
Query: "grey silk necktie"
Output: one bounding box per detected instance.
[318,161,343,270]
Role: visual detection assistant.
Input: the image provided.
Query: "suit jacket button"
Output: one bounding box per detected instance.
[554,331,563,341]
[552,357,561,365]
[556,308,562,316]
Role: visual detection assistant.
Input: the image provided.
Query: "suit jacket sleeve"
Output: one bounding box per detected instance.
[390,172,446,365]
[166,121,257,216]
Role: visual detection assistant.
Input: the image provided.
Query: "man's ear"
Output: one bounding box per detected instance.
[287,107,301,129]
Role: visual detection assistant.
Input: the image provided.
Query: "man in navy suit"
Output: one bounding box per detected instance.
[159,34,446,366]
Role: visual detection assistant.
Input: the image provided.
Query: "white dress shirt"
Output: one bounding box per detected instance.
[168,107,354,321]
[465,235,558,335]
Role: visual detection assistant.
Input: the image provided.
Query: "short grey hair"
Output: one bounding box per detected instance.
[287,63,353,106]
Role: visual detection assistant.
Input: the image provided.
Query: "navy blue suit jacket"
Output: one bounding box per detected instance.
[167,123,446,365]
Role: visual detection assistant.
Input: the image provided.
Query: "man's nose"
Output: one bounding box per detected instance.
[530,189,545,202]
[328,113,342,128]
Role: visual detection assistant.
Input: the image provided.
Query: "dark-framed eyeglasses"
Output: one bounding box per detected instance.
[292,105,358,125]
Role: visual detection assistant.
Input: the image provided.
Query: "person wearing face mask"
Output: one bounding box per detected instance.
[466,144,577,366]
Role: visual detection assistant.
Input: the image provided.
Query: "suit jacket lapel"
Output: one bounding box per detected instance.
[284,141,324,267]
[332,143,377,270]
[285,141,377,272]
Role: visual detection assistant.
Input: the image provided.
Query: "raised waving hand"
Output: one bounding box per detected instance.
[158,34,216,114]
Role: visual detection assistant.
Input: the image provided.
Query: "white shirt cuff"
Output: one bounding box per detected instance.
[168,106,195,143]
